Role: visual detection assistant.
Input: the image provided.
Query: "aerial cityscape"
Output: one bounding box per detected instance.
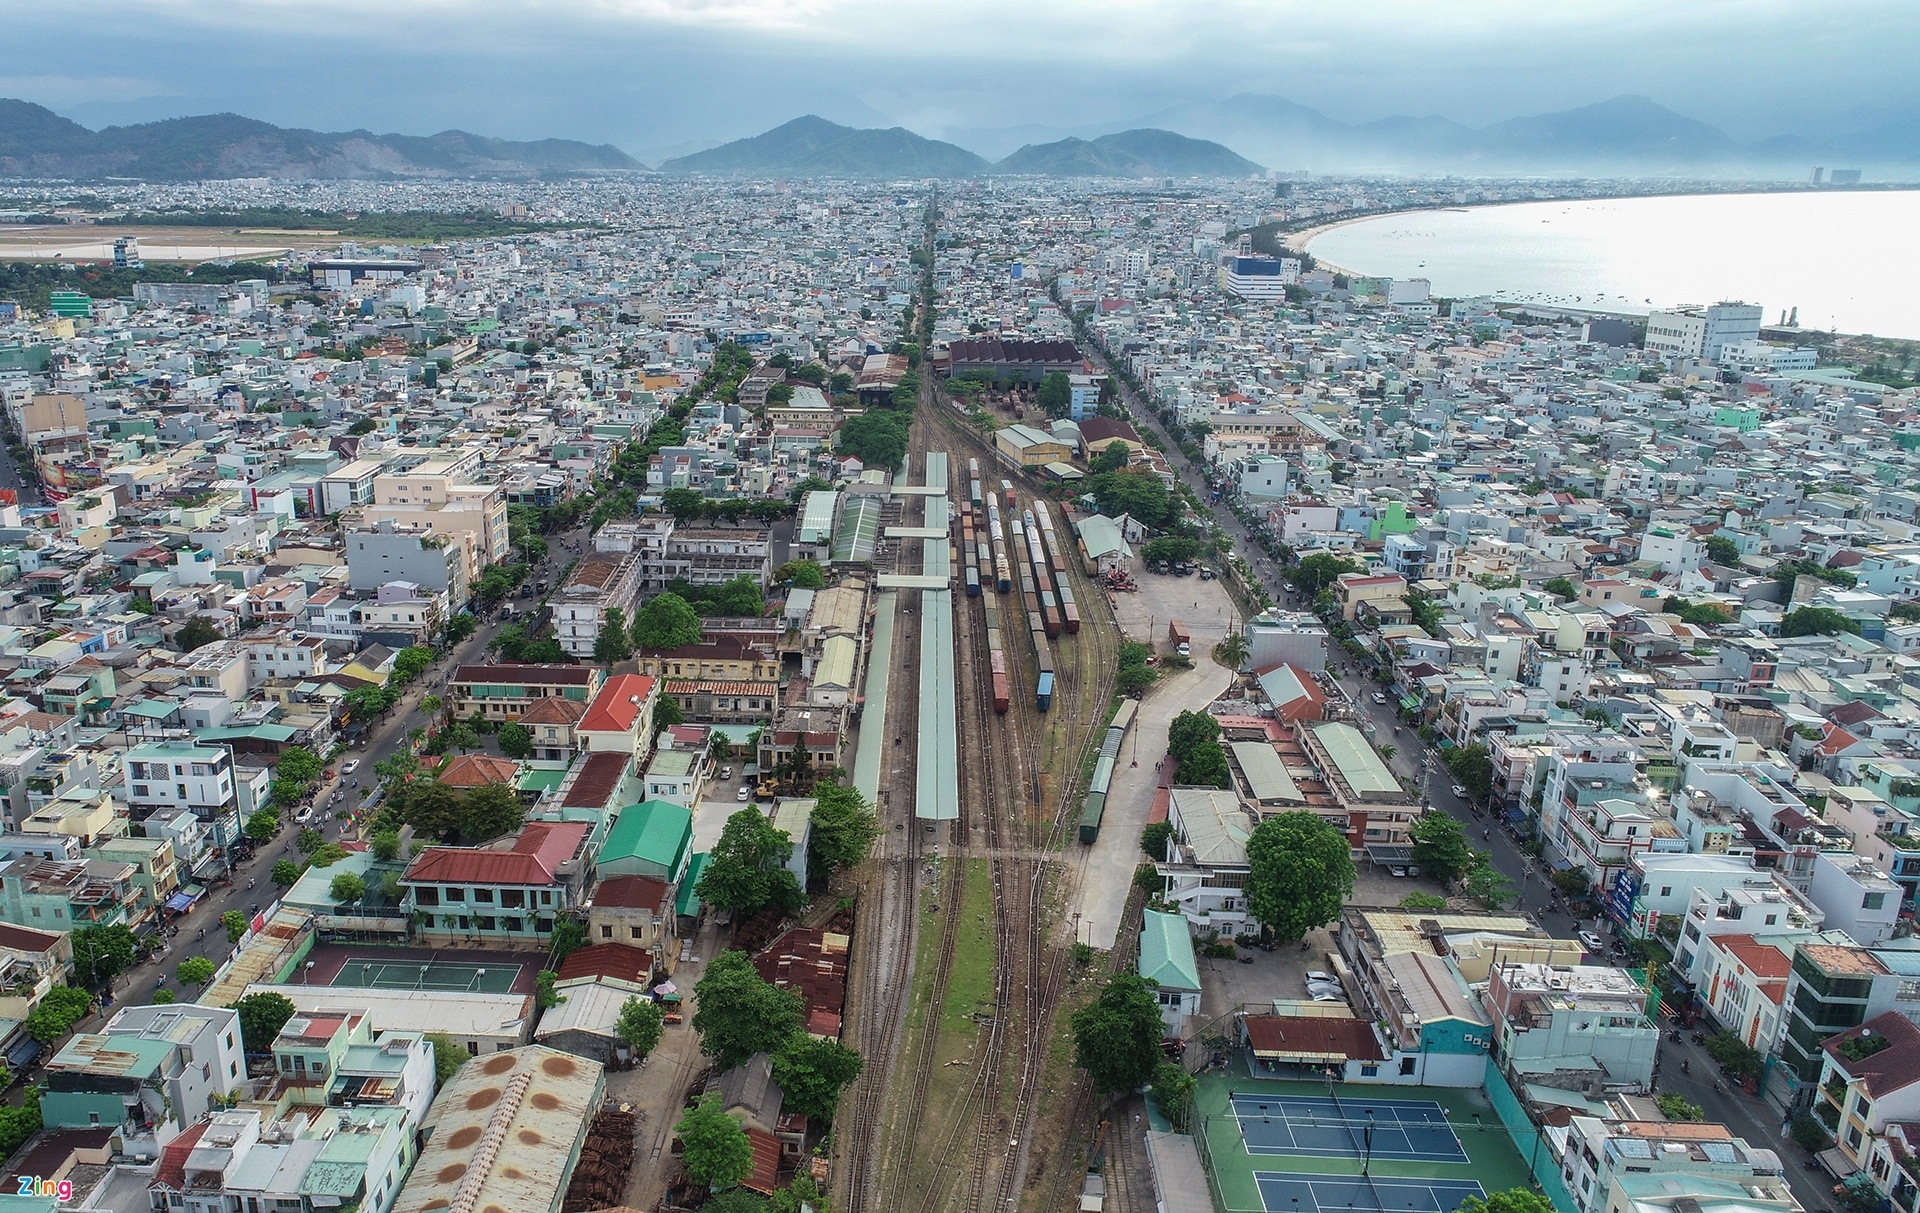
[0,5,1919,1213]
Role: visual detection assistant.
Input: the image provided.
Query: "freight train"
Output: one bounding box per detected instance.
[1078,699,1140,842]
[984,598,1010,712]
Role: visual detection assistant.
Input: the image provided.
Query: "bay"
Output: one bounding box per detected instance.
[1301,190,1920,339]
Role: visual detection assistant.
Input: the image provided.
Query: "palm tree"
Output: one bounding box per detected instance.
[1215,632,1249,672]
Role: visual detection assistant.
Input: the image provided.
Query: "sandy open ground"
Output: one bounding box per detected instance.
[0,223,342,261]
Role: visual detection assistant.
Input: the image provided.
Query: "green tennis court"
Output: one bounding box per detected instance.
[330,958,522,992]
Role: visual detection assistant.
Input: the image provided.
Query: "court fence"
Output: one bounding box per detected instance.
[1482,1066,1579,1213]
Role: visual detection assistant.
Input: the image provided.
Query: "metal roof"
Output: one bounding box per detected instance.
[1311,721,1400,797]
[916,589,958,820]
[1138,910,1200,992]
[852,590,897,805]
[1229,741,1302,803]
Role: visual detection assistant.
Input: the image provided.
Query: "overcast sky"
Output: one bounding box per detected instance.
[6,0,1916,158]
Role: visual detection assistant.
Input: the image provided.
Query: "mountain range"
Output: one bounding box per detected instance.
[658,116,1257,178]
[0,100,642,180]
[952,94,1920,176]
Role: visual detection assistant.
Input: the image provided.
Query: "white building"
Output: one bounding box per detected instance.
[1222,255,1300,300]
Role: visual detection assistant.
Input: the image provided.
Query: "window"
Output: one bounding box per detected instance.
[1848,1124,1865,1149]
[474,888,494,904]
[1360,1064,1379,1077]
[1659,887,1672,897]
[1399,1057,1416,1076]
[1866,892,1888,911]
[466,1041,480,1055]
[446,888,466,902]
[631,926,644,940]
[601,925,614,939]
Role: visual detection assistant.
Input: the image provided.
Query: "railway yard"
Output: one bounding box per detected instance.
[833,391,1136,1213]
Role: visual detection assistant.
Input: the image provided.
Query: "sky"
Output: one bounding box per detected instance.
[4,0,1917,160]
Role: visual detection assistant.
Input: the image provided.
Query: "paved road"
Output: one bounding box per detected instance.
[95,528,586,1013]
[1656,1030,1829,1213]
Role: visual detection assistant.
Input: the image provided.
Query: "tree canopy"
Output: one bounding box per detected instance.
[1070,974,1167,1096]
[595,606,635,663]
[1087,470,1172,529]
[1457,1190,1556,1213]
[675,1094,754,1189]
[808,783,879,878]
[631,592,705,651]
[615,996,664,1060]
[70,924,137,988]
[1292,552,1360,598]
[692,951,804,1070]
[697,807,804,916]
[1780,606,1860,638]
[1409,812,1472,884]
[834,409,910,470]
[176,615,221,653]
[233,992,298,1053]
[769,1033,863,1121]
[1245,811,1355,942]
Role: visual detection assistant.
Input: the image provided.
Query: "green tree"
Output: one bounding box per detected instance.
[176,615,221,653]
[244,807,281,843]
[1443,743,1494,800]
[271,859,302,886]
[1036,370,1072,419]
[70,924,137,988]
[496,720,534,760]
[1703,535,1741,566]
[25,986,92,1042]
[1542,576,1579,600]
[426,1032,467,1088]
[661,487,707,523]
[400,779,462,839]
[653,693,685,740]
[1090,443,1130,475]
[177,957,216,986]
[1166,710,1221,763]
[1141,820,1174,861]
[535,969,564,1010]
[1409,812,1472,884]
[1175,740,1231,789]
[329,872,366,904]
[691,951,804,1070]
[773,560,827,589]
[1245,811,1355,943]
[1070,974,1167,1096]
[455,783,525,843]
[1463,850,1514,910]
[1086,470,1171,529]
[1118,663,1159,696]
[223,909,249,943]
[1455,1190,1557,1213]
[1215,631,1249,671]
[808,784,879,877]
[675,1094,754,1189]
[770,1032,864,1121]
[549,918,589,965]
[631,592,703,652]
[704,1191,769,1213]
[1293,552,1359,598]
[297,827,324,854]
[233,992,298,1052]
[697,807,804,916]
[277,745,323,785]
[1153,1060,1198,1133]
[834,409,910,470]
[615,996,664,1060]
[369,830,401,862]
[595,606,635,663]
[1780,606,1860,637]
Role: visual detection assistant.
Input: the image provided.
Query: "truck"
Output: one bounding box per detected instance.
[1167,619,1190,646]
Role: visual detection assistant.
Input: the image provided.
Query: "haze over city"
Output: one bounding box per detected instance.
[6,0,1919,165]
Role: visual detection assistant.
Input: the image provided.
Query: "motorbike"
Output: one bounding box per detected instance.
[1669,1029,1683,1043]
[1682,1059,1690,1073]
[1692,1032,1706,1045]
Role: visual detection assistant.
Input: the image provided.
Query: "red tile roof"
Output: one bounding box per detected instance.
[562,751,629,809]
[556,943,654,986]
[519,696,589,726]
[404,820,591,887]
[1826,1012,1920,1097]
[743,1128,782,1195]
[1244,1015,1386,1062]
[150,1122,209,1190]
[580,674,656,734]
[592,874,671,911]
[436,754,520,788]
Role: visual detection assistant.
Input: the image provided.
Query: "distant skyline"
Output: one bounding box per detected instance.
[6,0,1918,161]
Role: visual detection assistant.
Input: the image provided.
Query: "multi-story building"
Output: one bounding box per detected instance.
[346,520,469,611]
[637,635,781,722]
[1815,1013,1920,1180]
[41,1002,243,1155]
[607,517,772,591]
[553,553,641,658]
[1559,1118,1785,1213]
[361,451,509,585]
[402,820,594,946]
[1483,961,1658,1089]
[450,663,603,722]
[124,740,241,845]
[1296,721,1420,854]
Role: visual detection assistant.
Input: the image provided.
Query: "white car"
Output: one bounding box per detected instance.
[736,785,752,801]
[340,760,359,777]
[1305,971,1340,986]
[1371,692,1388,705]
[1450,784,1469,798]
[1308,989,1344,1003]
[1388,865,1408,877]
[1578,930,1605,953]
[294,807,314,824]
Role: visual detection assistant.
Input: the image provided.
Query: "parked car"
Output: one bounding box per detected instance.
[718,766,733,780]
[1388,865,1408,877]
[1450,784,1469,798]
[736,786,752,801]
[1578,930,1605,953]
[1199,567,1215,580]
[1371,692,1388,705]
[1308,989,1344,1003]
[1305,971,1341,986]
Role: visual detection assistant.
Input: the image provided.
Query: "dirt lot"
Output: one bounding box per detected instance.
[1110,559,1238,657]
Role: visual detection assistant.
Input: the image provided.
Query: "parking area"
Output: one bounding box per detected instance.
[691,771,763,851]
[1111,555,1238,656]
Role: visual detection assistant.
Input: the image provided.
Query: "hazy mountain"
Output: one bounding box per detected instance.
[1108,92,1919,173]
[995,129,1261,177]
[659,115,989,177]
[0,99,642,180]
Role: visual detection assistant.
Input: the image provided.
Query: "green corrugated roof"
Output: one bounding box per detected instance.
[1138,909,1200,992]
[121,698,183,720]
[517,767,568,794]
[196,723,298,743]
[1312,721,1400,797]
[676,853,710,917]
[602,799,693,875]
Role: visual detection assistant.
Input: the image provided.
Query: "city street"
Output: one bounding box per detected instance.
[1655,1031,1829,1213]
[87,529,584,1023]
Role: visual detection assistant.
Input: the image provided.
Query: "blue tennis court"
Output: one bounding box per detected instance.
[1230,1093,1467,1163]
[1255,1172,1486,1213]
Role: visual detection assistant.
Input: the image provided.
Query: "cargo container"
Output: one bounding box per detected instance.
[1036,671,1054,712]
[965,566,980,597]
